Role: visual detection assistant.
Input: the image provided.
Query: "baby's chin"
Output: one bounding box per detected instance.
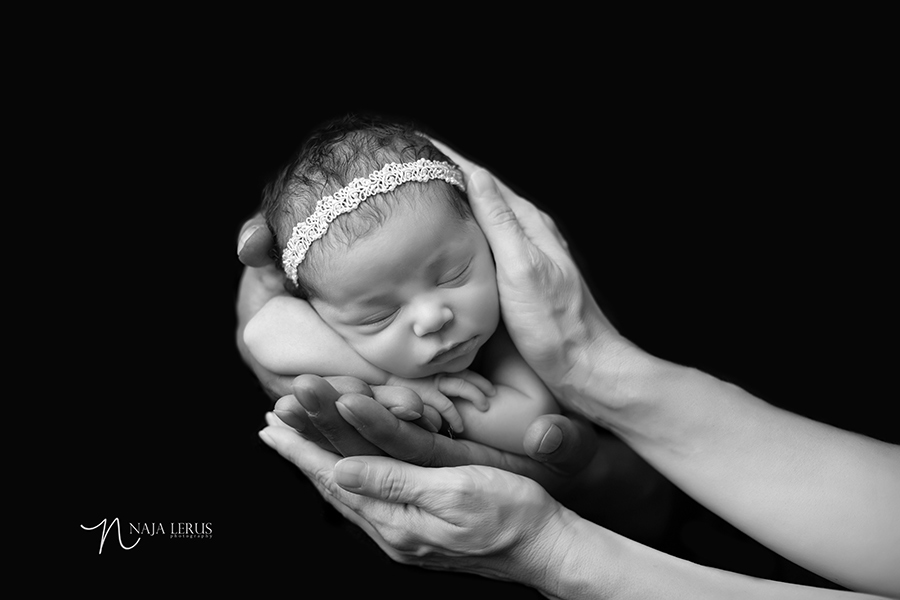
[389,351,478,380]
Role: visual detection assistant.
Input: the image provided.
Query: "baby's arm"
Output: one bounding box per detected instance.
[243,295,480,432]
[454,325,560,454]
[243,295,387,380]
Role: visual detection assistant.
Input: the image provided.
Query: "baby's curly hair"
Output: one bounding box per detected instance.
[262,114,471,299]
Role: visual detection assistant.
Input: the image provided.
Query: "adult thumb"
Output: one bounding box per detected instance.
[468,169,531,262]
[237,215,275,267]
[523,414,598,475]
[334,456,448,506]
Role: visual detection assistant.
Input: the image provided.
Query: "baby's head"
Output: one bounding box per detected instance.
[263,115,500,378]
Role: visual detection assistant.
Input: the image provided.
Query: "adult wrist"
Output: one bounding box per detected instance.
[532,506,622,599]
[512,505,578,599]
[558,317,692,443]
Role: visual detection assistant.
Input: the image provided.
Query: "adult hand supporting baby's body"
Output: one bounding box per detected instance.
[235,167,670,529]
[235,206,607,488]
[432,140,633,425]
[236,215,295,399]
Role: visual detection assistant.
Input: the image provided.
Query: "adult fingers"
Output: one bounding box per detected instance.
[522,414,599,476]
[333,455,460,509]
[369,384,427,422]
[258,420,411,558]
[333,393,579,490]
[237,214,276,267]
[258,421,341,480]
[323,375,374,397]
[272,396,336,453]
[429,137,482,176]
[432,136,569,257]
[334,394,436,464]
[292,374,386,457]
[467,169,533,267]
[468,169,570,266]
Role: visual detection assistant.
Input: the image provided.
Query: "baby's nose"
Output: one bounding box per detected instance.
[413,305,453,337]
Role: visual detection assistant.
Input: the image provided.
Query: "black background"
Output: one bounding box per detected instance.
[60,43,895,596]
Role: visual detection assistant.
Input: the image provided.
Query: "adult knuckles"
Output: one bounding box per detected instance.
[373,461,415,503]
[381,526,424,557]
[484,201,520,231]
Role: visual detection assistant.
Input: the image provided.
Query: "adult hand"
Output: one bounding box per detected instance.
[236,154,670,531]
[274,375,672,540]
[235,213,606,490]
[274,374,601,495]
[258,415,572,595]
[432,140,639,423]
[235,216,606,490]
[235,214,293,399]
[260,415,892,599]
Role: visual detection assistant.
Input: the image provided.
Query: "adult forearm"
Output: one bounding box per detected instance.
[543,508,890,600]
[577,351,900,596]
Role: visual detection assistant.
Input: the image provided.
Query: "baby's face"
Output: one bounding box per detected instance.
[310,192,500,379]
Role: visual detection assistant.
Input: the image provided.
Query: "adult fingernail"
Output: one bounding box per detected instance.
[468,169,495,195]
[273,409,304,433]
[237,225,259,255]
[258,428,275,448]
[293,384,320,413]
[335,459,367,490]
[335,400,362,428]
[390,406,422,420]
[537,424,563,455]
[418,415,439,433]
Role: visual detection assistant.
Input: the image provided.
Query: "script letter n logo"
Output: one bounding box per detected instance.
[80,518,140,554]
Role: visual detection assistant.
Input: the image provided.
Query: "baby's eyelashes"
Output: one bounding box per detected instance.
[438,261,472,287]
[358,307,400,328]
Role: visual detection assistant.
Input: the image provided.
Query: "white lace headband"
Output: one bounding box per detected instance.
[282,158,466,284]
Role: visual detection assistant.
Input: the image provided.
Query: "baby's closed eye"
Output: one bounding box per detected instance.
[438,260,472,287]
[358,307,400,328]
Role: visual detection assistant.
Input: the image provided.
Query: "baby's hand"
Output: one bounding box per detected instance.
[386,370,495,434]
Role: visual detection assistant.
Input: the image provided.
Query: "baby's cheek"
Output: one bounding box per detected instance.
[346,336,382,367]
[469,281,501,333]
[351,334,415,376]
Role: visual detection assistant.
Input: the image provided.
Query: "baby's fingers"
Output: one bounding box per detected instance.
[422,383,465,434]
[437,375,490,413]
[454,369,496,400]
